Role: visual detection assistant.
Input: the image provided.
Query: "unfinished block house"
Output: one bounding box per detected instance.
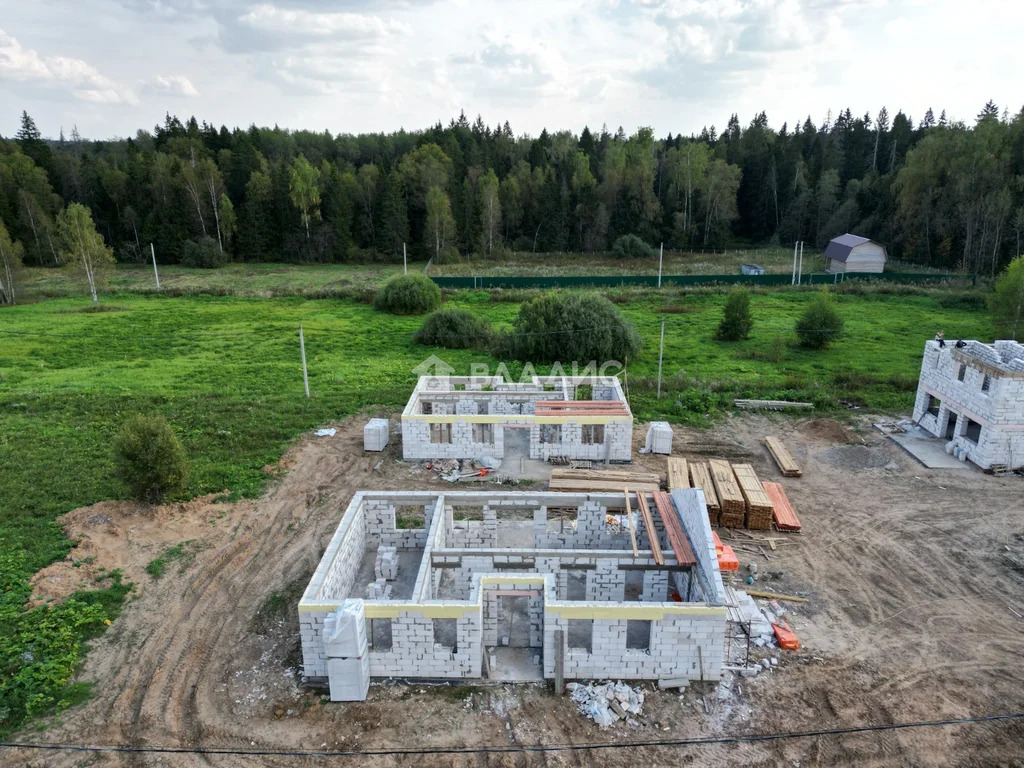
[401,375,633,463]
[913,339,1024,469]
[298,489,727,700]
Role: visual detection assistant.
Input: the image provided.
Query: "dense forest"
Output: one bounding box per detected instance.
[2,102,1023,273]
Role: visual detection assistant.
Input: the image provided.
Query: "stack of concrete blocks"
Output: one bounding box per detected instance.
[912,340,1024,469]
[671,488,726,604]
[645,422,673,455]
[323,600,370,701]
[375,546,399,580]
[363,418,389,452]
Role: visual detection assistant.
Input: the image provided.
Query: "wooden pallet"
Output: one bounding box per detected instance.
[709,459,745,528]
[764,436,802,477]
[732,463,774,530]
[762,481,802,532]
[687,461,720,526]
[667,457,690,491]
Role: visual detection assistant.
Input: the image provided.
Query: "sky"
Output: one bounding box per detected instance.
[0,0,1019,141]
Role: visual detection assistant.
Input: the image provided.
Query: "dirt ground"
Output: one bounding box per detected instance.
[6,413,1024,767]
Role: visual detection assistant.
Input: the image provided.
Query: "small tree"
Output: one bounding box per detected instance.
[57,202,114,306]
[715,287,753,341]
[795,290,844,349]
[501,292,642,364]
[374,273,442,315]
[0,219,25,305]
[990,255,1024,340]
[114,414,190,503]
[612,234,657,259]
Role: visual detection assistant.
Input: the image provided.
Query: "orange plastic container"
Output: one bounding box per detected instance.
[712,531,724,553]
[772,621,800,650]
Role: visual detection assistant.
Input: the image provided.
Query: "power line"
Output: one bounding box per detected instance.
[2,711,1022,758]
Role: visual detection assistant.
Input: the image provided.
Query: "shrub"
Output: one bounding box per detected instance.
[179,236,228,269]
[414,308,492,349]
[715,287,754,341]
[611,234,657,260]
[990,255,1024,340]
[795,290,844,349]
[113,413,190,503]
[373,273,441,315]
[498,291,642,364]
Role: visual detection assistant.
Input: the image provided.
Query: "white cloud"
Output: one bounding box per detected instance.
[144,74,199,97]
[0,26,137,104]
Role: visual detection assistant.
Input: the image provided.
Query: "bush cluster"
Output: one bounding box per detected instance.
[113,413,190,503]
[413,308,492,349]
[373,273,441,315]
[611,234,657,259]
[715,287,754,341]
[180,236,228,269]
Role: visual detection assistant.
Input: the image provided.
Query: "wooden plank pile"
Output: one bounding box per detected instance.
[762,481,802,532]
[548,468,661,494]
[634,493,664,565]
[734,399,813,411]
[687,461,720,526]
[709,459,745,528]
[652,491,696,567]
[764,436,802,477]
[731,463,774,530]
[666,457,690,491]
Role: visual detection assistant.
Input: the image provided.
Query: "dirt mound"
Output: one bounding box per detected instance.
[798,418,862,444]
[28,493,253,606]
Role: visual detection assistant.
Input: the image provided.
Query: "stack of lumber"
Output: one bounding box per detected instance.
[764,436,802,477]
[548,468,661,494]
[762,481,802,532]
[687,461,720,526]
[731,463,774,530]
[651,491,695,566]
[666,457,690,491]
[709,459,745,528]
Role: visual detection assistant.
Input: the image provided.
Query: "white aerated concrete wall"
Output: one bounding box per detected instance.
[912,340,1024,469]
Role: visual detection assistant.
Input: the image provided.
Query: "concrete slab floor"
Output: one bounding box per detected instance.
[889,426,979,470]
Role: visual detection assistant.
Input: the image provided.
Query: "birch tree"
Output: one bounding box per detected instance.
[57,203,114,306]
[0,219,25,305]
[289,154,321,239]
[425,187,455,259]
[478,168,501,256]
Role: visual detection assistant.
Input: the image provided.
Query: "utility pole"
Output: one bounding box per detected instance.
[658,242,664,288]
[299,324,310,398]
[150,243,161,291]
[403,242,407,274]
[656,317,666,400]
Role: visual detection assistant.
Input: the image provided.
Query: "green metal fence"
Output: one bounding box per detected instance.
[430,272,958,290]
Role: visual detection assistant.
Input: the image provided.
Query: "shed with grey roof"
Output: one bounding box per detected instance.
[824,233,887,274]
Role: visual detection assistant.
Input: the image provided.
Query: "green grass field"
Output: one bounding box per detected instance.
[0,282,991,736]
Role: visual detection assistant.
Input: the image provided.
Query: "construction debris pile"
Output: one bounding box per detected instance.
[424,458,499,482]
[568,681,645,727]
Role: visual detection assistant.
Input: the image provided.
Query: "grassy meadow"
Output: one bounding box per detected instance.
[0,275,992,735]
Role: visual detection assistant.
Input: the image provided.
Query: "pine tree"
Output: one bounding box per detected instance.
[977,100,999,123]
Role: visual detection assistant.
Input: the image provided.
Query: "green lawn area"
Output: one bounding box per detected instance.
[20,261,418,300]
[0,286,991,736]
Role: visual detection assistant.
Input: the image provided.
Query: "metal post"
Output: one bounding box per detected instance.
[798,241,805,285]
[554,629,565,694]
[656,317,666,400]
[658,242,663,288]
[791,241,798,285]
[403,242,407,274]
[299,324,310,398]
[150,243,161,291]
